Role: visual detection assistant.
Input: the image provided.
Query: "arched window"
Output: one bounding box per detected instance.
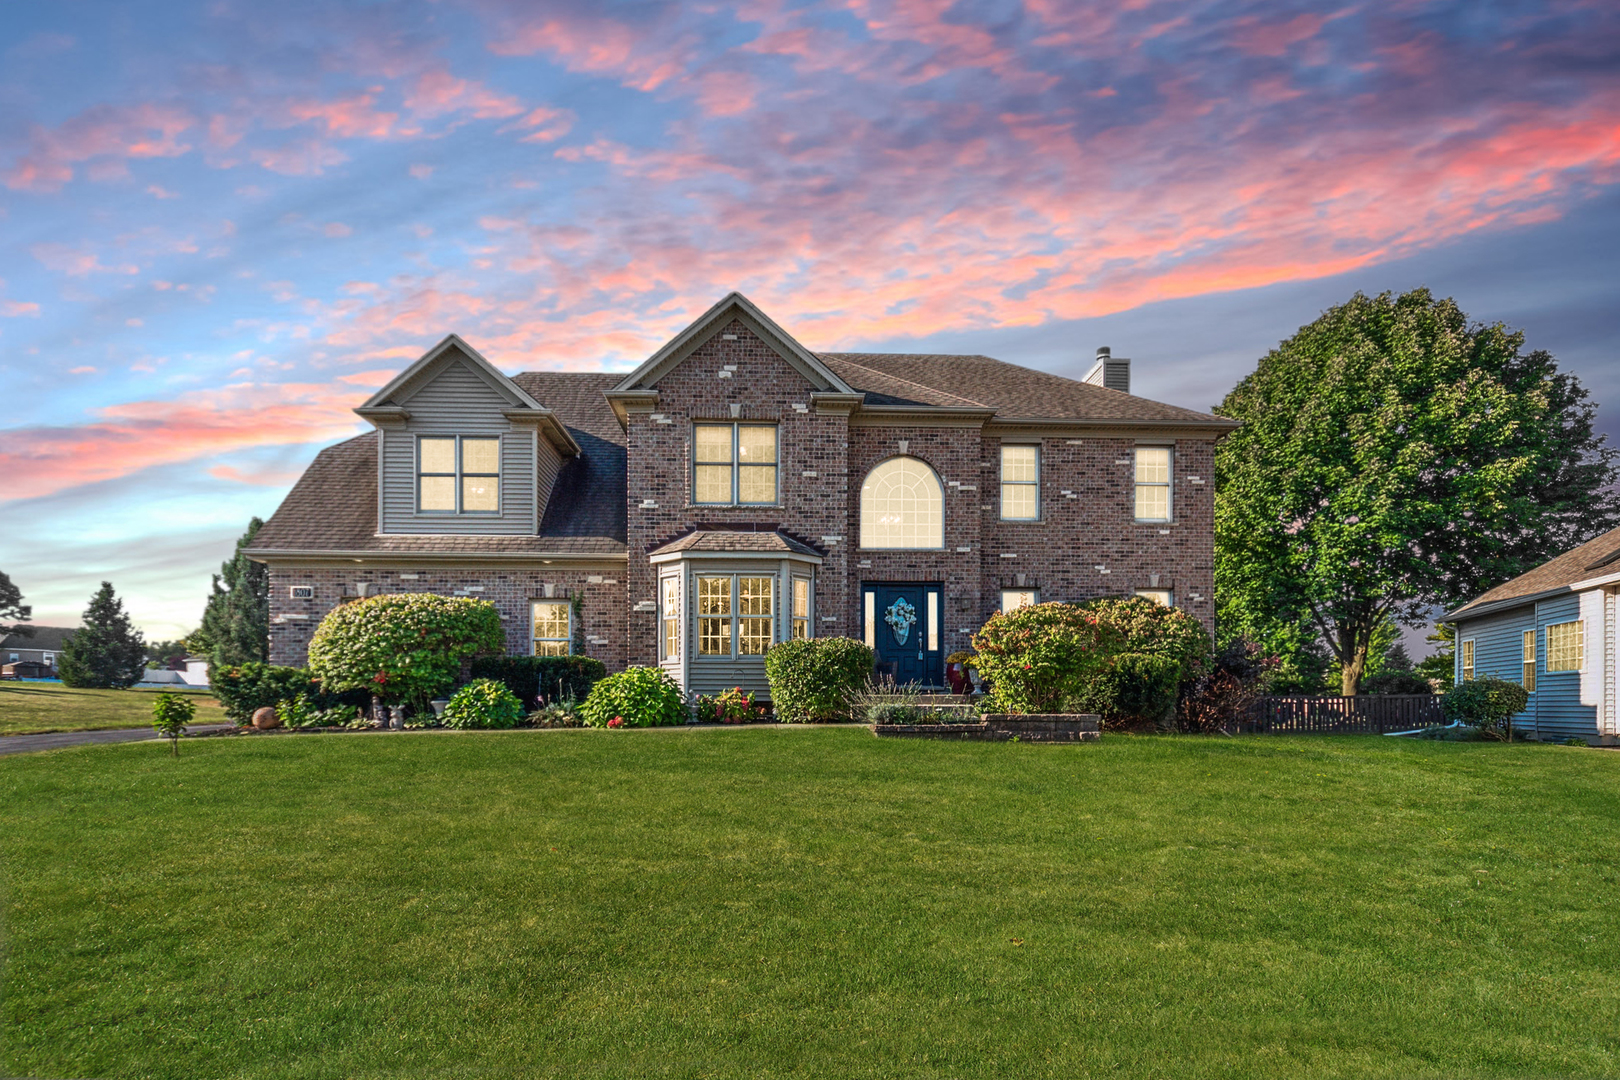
[860,456,944,549]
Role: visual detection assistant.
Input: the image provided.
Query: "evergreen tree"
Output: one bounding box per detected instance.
[193,518,269,672]
[0,569,30,638]
[57,582,147,689]
[1215,289,1619,693]
[1415,624,1456,685]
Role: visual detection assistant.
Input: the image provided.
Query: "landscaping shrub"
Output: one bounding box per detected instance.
[441,678,525,730]
[581,666,687,728]
[695,686,767,724]
[1361,670,1434,695]
[308,594,504,708]
[212,663,320,724]
[1079,596,1212,684]
[1441,676,1529,740]
[1082,652,1182,730]
[469,654,607,709]
[528,700,584,728]
[1177,639,1276,734]
[150,692,195,756]
[764,637,875,723]
[275,693,319,730]
[972,603,1119,714]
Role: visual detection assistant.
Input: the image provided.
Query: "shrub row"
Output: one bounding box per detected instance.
[211,662,369,724]
[468,654,607,709]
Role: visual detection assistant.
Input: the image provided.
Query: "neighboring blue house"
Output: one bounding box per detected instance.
[1444,525,1620,744]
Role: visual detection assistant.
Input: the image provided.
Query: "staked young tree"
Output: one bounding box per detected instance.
[0,570,31,639]
[192,518,269,673]
[57,582,148,689]
[1215,288,1619,695]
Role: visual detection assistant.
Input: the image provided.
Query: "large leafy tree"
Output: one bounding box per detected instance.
[193,518,269,671]
[57,582,147,689]
[1215,289,1619,694]
[0,570,31,638]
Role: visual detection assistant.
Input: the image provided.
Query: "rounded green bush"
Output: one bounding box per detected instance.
[1442,676,1528,738]
[764,637,874,723]
[972,603,1119,714]
[307,593,504,707]
[581,667,687,728]
[442,678,525,730]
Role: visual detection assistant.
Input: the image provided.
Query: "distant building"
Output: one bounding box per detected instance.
[0,626,73,675]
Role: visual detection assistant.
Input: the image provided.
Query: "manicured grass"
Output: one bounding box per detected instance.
[4,729,1620,1079]
[0,680,225,735]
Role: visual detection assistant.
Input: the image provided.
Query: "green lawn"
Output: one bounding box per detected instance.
[4,729,1619,1079]
[0,680,225,735]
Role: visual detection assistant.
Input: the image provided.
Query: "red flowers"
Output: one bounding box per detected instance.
[608,716,623,728]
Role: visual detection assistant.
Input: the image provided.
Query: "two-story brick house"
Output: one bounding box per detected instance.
[248,292,1237,698]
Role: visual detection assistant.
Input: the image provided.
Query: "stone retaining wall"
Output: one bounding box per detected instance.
[873,713,1100,742]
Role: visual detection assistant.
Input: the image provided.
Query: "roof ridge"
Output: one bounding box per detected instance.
[818,354,989,409]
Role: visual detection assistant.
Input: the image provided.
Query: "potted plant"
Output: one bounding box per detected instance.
[944,651,977,696]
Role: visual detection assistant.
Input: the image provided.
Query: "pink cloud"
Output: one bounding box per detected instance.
[208,464,305,487]
[1229,12,1335,57]
[285,92,400,139]
[251,140,349,176]
[5,103,193,192]
[3,300,41,317]
[323,222,353,238]
[30,243,139,277]
[404,69,523,120]
[503,106,574,143]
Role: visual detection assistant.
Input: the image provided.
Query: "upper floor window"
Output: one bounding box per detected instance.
[860,456,944,549]
[1547,620,1583,672]
[1522,629,1536,691]
[532,600,571,656]
[1001,445,1039,520]
[694,423,777,505]
[419,435,500,514]
[1134,446,1171,522]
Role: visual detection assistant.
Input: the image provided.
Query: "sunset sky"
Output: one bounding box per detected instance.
[2,0,1618,642]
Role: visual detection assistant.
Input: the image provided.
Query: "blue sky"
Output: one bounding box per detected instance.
[2,0,1618,642]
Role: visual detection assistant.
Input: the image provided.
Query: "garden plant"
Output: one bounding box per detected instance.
[441,678,526,730]
[149,691,194,756]
[580,666,687,728]
[307,594,504,711]
[763,637,874,722]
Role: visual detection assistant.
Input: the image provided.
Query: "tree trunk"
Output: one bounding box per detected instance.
[1337,617,1372,695]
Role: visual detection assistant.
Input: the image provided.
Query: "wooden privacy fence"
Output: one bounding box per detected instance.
[1244,694,1444,735]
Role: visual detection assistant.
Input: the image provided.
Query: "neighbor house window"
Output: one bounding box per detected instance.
[1460,639,1474,682]
[792,578,811,640]
[661,576,680,660]
[1522,629,1536,691]
[1546,621,1584,672]
[693,423,777,505]
[531,600,571,656]
[697,575,775,656]
[419,435,500,513]
[1001,589,1037,613]
[1000,445,1040,520]
[860,456,944,549]
[1135,446,1171,521]
[1136,589,1173,607]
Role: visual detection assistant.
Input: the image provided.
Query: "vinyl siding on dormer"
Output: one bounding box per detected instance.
[380,359,537,535]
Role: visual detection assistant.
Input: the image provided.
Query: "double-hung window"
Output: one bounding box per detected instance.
[1460,639,1475,682]
[419,436,500,513]
[531,600,571,656]
[694,423,777,505]
[697,575,775,656]
[1546,621,1583,672]
[661,576,681,660]
[1522,630,1536,691]
[792,578,811,640]
[1000,445,1040,520]
[1134,446,1171,522]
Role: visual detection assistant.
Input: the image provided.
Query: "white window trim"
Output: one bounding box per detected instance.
[692,422,779,507]
[859,455,946,550]
[417,434,501,516]
[1545,619,1585,674]
[791,575,814,641]
[660,574,682,661]
[1134,444,1173,523]
[530,599,572,656]
[999,443,1041,522]
[695,573,776,659]
[1459,638,1475,683]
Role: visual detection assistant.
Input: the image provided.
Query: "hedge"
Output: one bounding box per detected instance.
[307,593,504,707]
[468,654,607,709]
[580,667,687,728]
[210,662,368,724]
[764,637,874,723]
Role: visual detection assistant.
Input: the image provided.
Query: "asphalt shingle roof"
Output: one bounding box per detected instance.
[648,529,823,557]
[1450,525,1620,618]
[0,626,75,651]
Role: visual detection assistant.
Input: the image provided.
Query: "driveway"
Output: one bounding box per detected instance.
[0,723,237,756]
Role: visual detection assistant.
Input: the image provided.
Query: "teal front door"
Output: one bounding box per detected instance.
[864,583,942,687]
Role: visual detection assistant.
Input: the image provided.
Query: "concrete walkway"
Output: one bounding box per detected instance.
[0,723,238,756]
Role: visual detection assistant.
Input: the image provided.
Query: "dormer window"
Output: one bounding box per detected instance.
[419,436,500,514]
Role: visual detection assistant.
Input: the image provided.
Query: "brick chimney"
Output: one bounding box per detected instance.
[1083,346,1131,394]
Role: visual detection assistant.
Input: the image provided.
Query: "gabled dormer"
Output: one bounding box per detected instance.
[357,334,580,536]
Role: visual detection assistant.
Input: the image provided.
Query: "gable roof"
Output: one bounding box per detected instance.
[610,292,855,397]
[1447,525,1620,620]
[820,353,1235,426]
[0,626,74,651]
[249,372,626,560]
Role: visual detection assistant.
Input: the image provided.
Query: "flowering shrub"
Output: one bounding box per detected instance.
[308,594,504,708]
[441,678,525,730]
[581,666,687,728]
[1077,596,1212,684]
[764,637,874,723]
[696,686,766,724]
[972,603,1120,714]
